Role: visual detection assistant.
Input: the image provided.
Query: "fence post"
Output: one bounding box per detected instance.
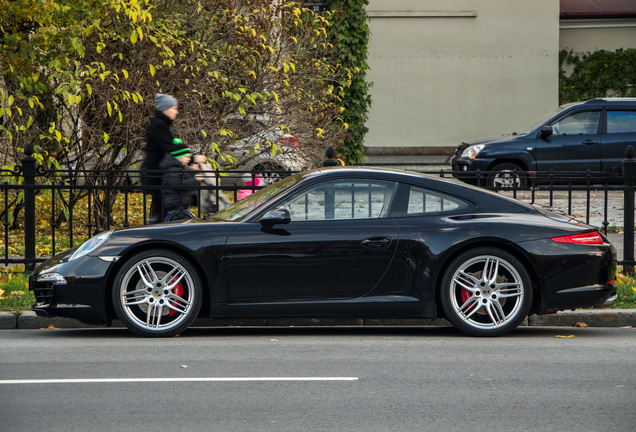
[622,145,636,274]
[22,143,37,271]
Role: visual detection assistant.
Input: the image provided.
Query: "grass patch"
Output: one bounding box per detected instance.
[613,270,636,309]
[0,269,34,313]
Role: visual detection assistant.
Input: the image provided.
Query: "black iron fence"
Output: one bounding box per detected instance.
[1,145,283,270]
[2,145,636,271]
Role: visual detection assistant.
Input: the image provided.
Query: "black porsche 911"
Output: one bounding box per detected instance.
[30,167,617,337]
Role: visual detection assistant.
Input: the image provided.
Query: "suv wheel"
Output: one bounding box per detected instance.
[490,163,525,189]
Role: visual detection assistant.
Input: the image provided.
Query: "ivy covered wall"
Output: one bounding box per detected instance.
[328,0,371,165]
[559,48,636,103]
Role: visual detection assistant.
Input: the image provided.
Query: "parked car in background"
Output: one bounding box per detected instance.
[30,167,616,338]
[451,98,636,188]
[214,115,313,184]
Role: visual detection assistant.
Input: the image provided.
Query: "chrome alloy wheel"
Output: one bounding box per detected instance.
[440,248,532,336]
[115,254,199,335]
[492,170,521,189]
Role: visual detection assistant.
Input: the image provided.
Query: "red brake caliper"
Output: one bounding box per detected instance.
[169,279,184,317]
[461,288,471,305]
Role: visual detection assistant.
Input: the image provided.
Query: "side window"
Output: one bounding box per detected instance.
[392,184,469,216]
[282,180,397,221]
[551,111,600,136]
[607,111,636,134]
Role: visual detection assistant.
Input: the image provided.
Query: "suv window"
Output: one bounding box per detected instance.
[551,111,600,136]
[607,111,636,134]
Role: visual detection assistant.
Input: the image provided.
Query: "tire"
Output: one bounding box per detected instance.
[440,247,532,337]
[253,162,286,185]
[489,163,525,189]
[112,249,203,337]
[164,209,195,222]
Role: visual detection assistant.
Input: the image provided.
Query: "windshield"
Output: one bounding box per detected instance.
[517,106,565,135]
[210,172,303,222]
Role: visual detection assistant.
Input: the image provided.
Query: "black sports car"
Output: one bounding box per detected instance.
[30,167,617,337]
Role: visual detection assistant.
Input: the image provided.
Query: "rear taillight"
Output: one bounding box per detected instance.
[280,136,301,147]
[551,231,603,245]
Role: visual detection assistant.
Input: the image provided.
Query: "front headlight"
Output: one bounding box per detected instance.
[37,272,67,285]
[460,144,484,159]
[69,230,113,261]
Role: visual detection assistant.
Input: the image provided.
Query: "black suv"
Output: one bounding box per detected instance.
[450,98,636,187]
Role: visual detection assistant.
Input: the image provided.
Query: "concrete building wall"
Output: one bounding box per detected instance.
[364,0,560,153]
[560,20,636,51]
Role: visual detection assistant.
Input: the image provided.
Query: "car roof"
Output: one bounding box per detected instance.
[574,98,636,106]
[308,166,531,206]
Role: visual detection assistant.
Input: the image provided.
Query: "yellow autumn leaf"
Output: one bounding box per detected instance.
[555,335,576,338]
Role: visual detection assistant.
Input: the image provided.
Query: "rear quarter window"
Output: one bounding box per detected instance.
[391,184,470,217]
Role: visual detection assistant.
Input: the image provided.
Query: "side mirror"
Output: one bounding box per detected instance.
[260,208,291,226]
[539,125,553,140]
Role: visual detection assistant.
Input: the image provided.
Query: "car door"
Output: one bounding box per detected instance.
[601,108,636,176]
[225,179,399,303]
[537,109,602,172]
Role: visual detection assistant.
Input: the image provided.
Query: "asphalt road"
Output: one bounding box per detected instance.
[1,326,635,432]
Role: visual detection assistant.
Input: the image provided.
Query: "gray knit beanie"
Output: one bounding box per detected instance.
[155,93,178,112]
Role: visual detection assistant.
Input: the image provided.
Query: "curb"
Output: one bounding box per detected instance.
[1,310,635,330]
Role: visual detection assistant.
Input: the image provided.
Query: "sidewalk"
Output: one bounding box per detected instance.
[1,309,634,330]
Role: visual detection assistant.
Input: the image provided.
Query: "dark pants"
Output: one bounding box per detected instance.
[143,170,163,224]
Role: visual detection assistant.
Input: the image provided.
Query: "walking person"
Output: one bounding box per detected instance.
[159,142,204,221]
[143,93,179,223]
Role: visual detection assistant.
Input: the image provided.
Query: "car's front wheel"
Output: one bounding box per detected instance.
[440,248,532,337]
[112,249,202,337]
[489,162,525,189]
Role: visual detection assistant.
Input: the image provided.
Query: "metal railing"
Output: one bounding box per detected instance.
[1,145,285,269]
[2,144,635,271]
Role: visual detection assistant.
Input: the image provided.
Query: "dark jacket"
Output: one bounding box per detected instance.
[159,154,199,212]
[143,111,175,172]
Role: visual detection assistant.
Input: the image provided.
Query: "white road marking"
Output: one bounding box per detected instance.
[0,377,359,385]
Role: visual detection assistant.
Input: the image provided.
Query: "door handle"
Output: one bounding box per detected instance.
[361,237,392,248]
[583,140,597,145]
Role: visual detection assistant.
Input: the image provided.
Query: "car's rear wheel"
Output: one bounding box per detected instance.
[253,162,287,185]
[440,247,532,337]
[489,163,525,189]
[112,249,202,337]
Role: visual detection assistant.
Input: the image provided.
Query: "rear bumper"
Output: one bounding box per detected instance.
[547,283,617,312]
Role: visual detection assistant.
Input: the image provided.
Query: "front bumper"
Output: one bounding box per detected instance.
[449,156,493,184]
[29,254,114,322]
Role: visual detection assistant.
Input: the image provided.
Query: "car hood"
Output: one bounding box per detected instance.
[89,219,241,258]
[461,133,527,147]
